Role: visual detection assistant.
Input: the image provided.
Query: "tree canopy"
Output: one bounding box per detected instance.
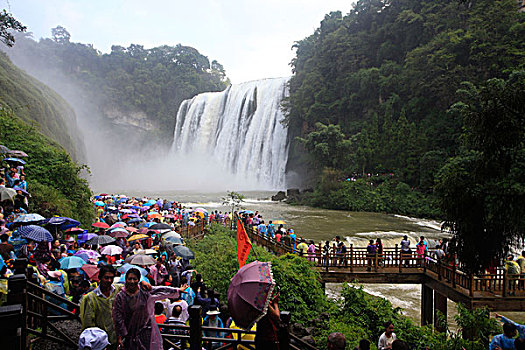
[0,9,26,47]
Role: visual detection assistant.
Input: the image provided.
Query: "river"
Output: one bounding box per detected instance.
[99,189,524,326]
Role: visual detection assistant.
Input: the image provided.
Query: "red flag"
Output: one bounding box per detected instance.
[236,215,252,268]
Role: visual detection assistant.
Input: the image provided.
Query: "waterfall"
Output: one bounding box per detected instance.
[171,77,290,189]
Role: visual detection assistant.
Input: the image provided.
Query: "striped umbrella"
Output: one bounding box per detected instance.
[18,225,53,242]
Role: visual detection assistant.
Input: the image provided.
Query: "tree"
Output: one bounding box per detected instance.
[222,191,245,214]
[436,72,525,273]
[0,9,26,47]
[51,25,71,44]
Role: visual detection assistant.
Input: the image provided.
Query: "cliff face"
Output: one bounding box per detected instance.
[0,52,86,161]
[104,107,158,132]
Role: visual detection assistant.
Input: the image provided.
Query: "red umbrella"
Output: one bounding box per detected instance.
[138,227,158,235]
[81,264,100,282]
[65,227,84,234]
[92,222,110,229]
[227,261,276,329]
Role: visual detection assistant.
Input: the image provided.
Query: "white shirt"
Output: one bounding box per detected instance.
[378,332,396,350]
[168,299,189,322]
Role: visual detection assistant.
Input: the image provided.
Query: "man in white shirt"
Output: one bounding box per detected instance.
[378,321,396,350]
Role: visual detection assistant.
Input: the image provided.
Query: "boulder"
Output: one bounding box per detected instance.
[271,191,286,201]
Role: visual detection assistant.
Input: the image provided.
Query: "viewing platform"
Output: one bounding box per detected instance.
[246,227,525,326]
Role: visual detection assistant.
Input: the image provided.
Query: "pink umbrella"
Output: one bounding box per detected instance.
[75,249,101,260]
[92,222,110,229]
[100,245,123,256]
[227,261,276,329]
[81,264,100,282]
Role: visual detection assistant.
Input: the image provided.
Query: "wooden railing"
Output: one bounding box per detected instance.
[245,226,525,298]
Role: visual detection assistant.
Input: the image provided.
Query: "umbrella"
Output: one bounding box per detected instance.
[164,236,183,245]
[118,263,148,276]
[273,220,286,225]
[0,145,10,154]
[18,225,53,242]
[128,234,149,242]
[120,209,133,214]
[227,261,276,329]
[0,187,16,201]
[94,201,105,207]
[12,213,46,225]
[128,218,142,224]
[125,227,138,233]
[77,232,97,243]
[86,235,116,246]
[43,216,81,231]
[162,231,181,239]
[145,199,156,206]
[114,221,128,227]
[194,208,208,214]
[65,227,84,234]
[239,210,254,215]
[109,230,129,238]
[12,187,30,196]
[8,150,28,157]
[140,206,150,212]
[100,245,123,256]
[150,223,171,230]
[143,249,158,255]
[59,256,86,270]
[74,252,92,262]
[172,245,195,259]
[110,223,126,230]
[109,227,128,234]
[142,222,155,228]
[3,157,26,165]
[92,222,110,229]
[129,254,156,266]
[75,249,101,259]
[148,213,162,220]
[81,264,100,282]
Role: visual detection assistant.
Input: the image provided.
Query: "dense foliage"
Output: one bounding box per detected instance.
[0,105,94,226]
[285,0,524,217]
[0,9,26,47]
[189,224,500,349]
[5,28,229,138]
[0,51,83,160]
[435,73,525,272]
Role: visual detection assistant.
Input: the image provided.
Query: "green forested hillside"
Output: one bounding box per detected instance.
[286,0,524,199]
[0,105,93,226]
[0,51,84,160]
[6,29,229,137]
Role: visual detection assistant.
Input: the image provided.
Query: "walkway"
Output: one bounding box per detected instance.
[245,227,525,325]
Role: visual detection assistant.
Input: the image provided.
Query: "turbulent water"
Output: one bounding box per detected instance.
[171,78,290,189]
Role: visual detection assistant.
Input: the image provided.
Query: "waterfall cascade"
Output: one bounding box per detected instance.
[171,77,290,189]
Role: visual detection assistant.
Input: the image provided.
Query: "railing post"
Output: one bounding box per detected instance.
[438,259,442,281]
[350,244,354,273]
[503,269,507,297]
[0,304,24,350]
[423,252,427,273]
[7,274,27,350]
[189,305,203,350]
[279,311,291,350]
[469,274,474,297]
[395,244,398,267]
[375,252,378,272]
[452,263,457,288]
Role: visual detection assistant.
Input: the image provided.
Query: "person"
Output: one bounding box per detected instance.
[257,220,267,237]
[168,294,189,322]
[336,237,347,267]
[255,285,280,349]
[323,241,331,266]
[366,240,377,271]
[391,340,409,350]
[149,258,169,286]
[267,221,275,239]
[164,305,189,348]
[378,321,396,350]
[289,229,297,252]
[307,240,316,262]
[297,238,308,257]
[327,332,346,350]
[354,339,370,350]
[490,322,517,350]
[79,327,110,350]
[203,308,224,349]
[505,255,521,296]
[80,265,123,347]
[154,302,166,324]
[281,231,291,250]
[0,233,15,261]
[400,235,411,266]
[416,240,427,266]
[376,238,383,266]
[496,314,525,339]
[517,251,525,289]
[112,268,187,350]
[275,229,282,243]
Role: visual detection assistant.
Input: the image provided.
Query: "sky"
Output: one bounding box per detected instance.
[4,0,352,84]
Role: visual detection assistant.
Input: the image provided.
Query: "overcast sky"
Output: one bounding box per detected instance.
[4,0,351,84]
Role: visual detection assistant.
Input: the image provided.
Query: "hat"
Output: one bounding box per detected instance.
[206,308,220,316]
[79,327,110,350]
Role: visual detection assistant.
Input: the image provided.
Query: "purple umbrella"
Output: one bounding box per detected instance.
[140,206,150,212]
[227,261,276,329]
[77,233,98,244]
[75,249,101,260]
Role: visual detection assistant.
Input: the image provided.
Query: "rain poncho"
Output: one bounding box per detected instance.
[80,285,123,345]
[113,286,180,350]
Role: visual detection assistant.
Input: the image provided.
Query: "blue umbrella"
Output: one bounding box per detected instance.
[19,225,53,242]
[108,227,128,234]
[131,206,141,210]
[12,213,46,225]
[117,263,148,276]
[164,236,183,245]
[145,200,156,206]
[59,256,86,269]
[3,157,25,165]
[74,252,91,262]
[42,216,81,231]
[127,218,141,224]
[143,222,155,228]
[0,254,5,272]
[12,187,30,197]
[94,201,105,207]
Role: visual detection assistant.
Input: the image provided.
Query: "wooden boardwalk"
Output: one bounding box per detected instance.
[245,227,525,325]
